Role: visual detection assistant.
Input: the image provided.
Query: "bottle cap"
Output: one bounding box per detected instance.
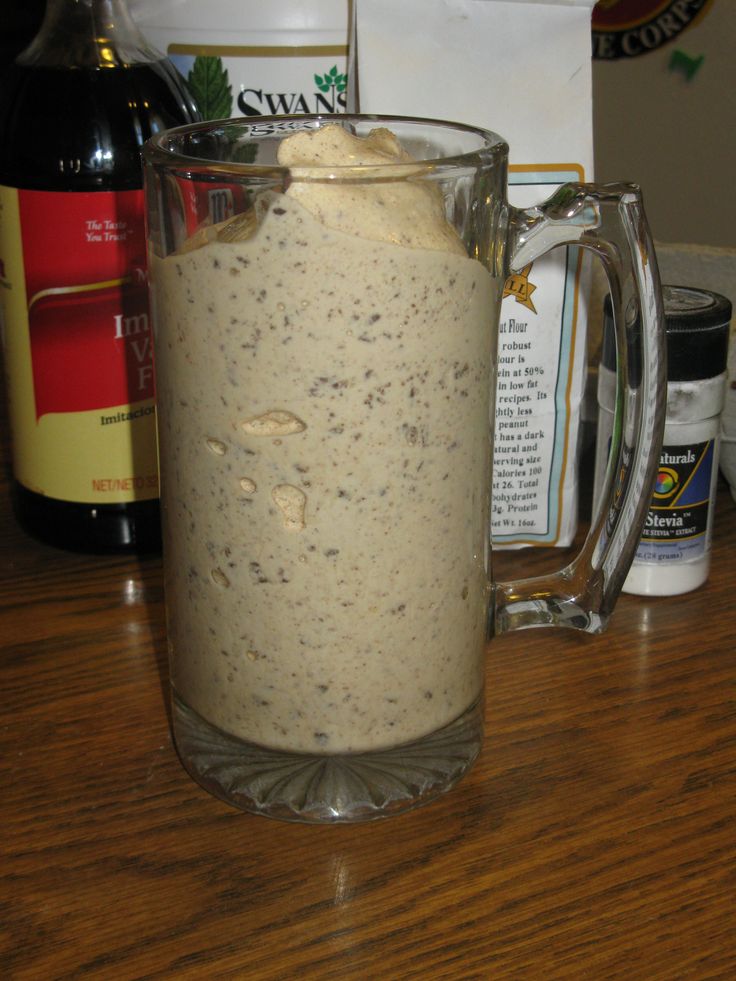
[602,285,731,381]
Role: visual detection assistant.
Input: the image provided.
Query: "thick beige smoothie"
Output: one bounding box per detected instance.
[152,126,497,754]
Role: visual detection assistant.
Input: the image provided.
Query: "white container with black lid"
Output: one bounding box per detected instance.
[130,0,349,120]
[594,285,731,596]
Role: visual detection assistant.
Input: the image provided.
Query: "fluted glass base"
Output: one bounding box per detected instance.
[172,692,483,823]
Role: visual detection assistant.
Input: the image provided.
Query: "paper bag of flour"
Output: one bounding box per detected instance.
[350,0,597,546]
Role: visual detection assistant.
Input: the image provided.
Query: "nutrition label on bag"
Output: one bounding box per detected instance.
[491,168,589,547]
[492,311,554,534]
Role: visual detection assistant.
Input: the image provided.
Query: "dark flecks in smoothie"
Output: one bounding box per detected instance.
[155,184,492,755]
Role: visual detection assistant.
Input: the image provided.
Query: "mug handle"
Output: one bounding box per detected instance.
[494,183,666,634]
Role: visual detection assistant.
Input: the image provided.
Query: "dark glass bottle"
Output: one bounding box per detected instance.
[0,0,199,553]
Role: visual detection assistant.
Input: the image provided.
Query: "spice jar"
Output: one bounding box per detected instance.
[594,285,731,596]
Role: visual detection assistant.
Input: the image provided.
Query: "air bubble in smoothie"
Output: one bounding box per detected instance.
[205,437,227,455]
[272,484,307,531]
[241,410,306,436]
[210,567,230,588]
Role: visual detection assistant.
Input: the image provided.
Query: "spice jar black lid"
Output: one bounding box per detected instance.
[602,285,732,381]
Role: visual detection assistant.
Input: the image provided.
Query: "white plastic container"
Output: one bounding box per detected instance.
[130,0,349,119]
[594,286,731,596]
[721,313,736,503]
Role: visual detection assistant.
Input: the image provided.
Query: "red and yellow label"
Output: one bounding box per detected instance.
[0,185,158,503]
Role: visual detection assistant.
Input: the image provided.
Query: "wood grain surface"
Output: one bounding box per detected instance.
[1,421,735,978]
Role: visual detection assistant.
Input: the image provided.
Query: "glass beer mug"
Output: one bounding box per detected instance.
[143,115,665,822]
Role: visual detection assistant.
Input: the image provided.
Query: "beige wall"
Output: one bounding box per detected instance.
[592,1,735,248]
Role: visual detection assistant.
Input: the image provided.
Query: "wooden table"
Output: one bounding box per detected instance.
[2,433,735,978]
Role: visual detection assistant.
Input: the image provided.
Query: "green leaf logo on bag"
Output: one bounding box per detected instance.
[314,65,347,95]
[187,56,233,120]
